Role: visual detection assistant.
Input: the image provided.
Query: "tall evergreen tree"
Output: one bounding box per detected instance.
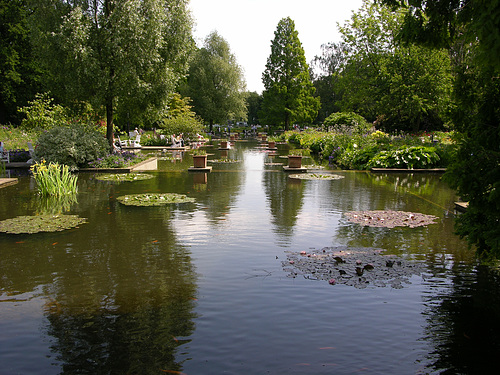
[184,31,247,131]
[28,0,194,147]
[261,17,319,130]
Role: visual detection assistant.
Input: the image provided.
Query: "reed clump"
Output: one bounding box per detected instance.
[30,160,78,196]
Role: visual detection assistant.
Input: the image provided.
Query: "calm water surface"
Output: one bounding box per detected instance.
[1,140,500,374]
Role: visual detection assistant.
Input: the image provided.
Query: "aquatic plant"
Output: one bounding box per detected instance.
[117,193,195,206]
[95,173,155,182]
[30,160,78,196]
[288,173,344,180]
[0,214,87,234]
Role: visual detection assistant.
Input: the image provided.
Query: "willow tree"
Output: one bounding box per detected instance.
[261,17,319,130]
[29,0,194,147]
[185,31,247,131]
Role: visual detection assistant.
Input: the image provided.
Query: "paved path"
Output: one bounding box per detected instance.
[0,178,18,188]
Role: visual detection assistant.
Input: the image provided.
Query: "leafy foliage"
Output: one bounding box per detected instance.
[158,112,204,140]
[87,152,146,169]
[261,17,320,130]
[0,0,43,125]
[335,0,453,132]
[30,160,78,196]
[18,92,68,130]
[184,31,247,128]
[0,214,87,234]
[35,124,109,170]
[366,146,440,169]
[324,112,372,135]
[381,0,500,257]
[29,0,194,144]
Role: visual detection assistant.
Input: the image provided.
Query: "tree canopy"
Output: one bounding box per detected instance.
[0,0,43,124]
[184,31,247,130]
[379,0,500,257]
[28,0,194,146]
[336,0,453,132]
[261,17,320,130]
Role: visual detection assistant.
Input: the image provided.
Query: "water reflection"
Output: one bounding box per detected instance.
[421,265,500,373]
[2,140,498,374]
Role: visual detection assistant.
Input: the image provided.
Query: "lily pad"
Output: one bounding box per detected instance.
[289,173,344,180]
[95,173,155,182]
[283,246,426,289]
[117,193,195,206]
[0,214,87,234]
[207,159,241,163]
[344,210,437,228]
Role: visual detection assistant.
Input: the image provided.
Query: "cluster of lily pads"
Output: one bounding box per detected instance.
[283,246,426,289]
[0,214,87,234]
[344,210,437,228]
[207,159,241,164]
[288,173,344,180]
[95,173,155,182]
[117,193,195,206]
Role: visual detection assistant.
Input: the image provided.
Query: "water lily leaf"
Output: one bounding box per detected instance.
[289,173,344,180]
[283,246,425,289]
[95,173,155,182]
[344,210,437,228]
[0,214,87,234]
[117,193,195,206]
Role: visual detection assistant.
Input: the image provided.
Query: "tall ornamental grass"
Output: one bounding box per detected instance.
[30,160,78,196]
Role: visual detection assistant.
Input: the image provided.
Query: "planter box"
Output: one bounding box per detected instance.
[288,155,302,168]
[192,155,208,168]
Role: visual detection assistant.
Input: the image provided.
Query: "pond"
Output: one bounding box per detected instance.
[1,139,500,374]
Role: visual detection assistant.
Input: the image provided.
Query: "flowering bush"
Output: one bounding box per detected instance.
[30,160,78,196]
[88,152,146,168]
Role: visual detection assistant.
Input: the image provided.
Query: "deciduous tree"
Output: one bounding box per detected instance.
[380,0,500,257]
[184,31,247,131]
[337,0,453,132]
[29,0,194,147]
[261,17,319,130]
[0,0,43,124]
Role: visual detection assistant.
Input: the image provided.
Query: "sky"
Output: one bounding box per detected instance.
[189,0,364,94]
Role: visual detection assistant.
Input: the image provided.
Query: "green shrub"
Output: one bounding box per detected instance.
[158,112,204,140]
[366,146,440,169]
[88,151,146,168]
[324,112,372,135]
[342,145,384,169]
[35,124,109,170]
[18,93,68,131]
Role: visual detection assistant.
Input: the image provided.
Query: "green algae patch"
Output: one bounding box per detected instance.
[95,173,155,182]
[0,214,87,234]
[117,193,195,207]
[289,173,344,180]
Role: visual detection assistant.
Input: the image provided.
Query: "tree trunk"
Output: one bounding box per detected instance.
[284,112,290,131]
[106,96,114,152]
